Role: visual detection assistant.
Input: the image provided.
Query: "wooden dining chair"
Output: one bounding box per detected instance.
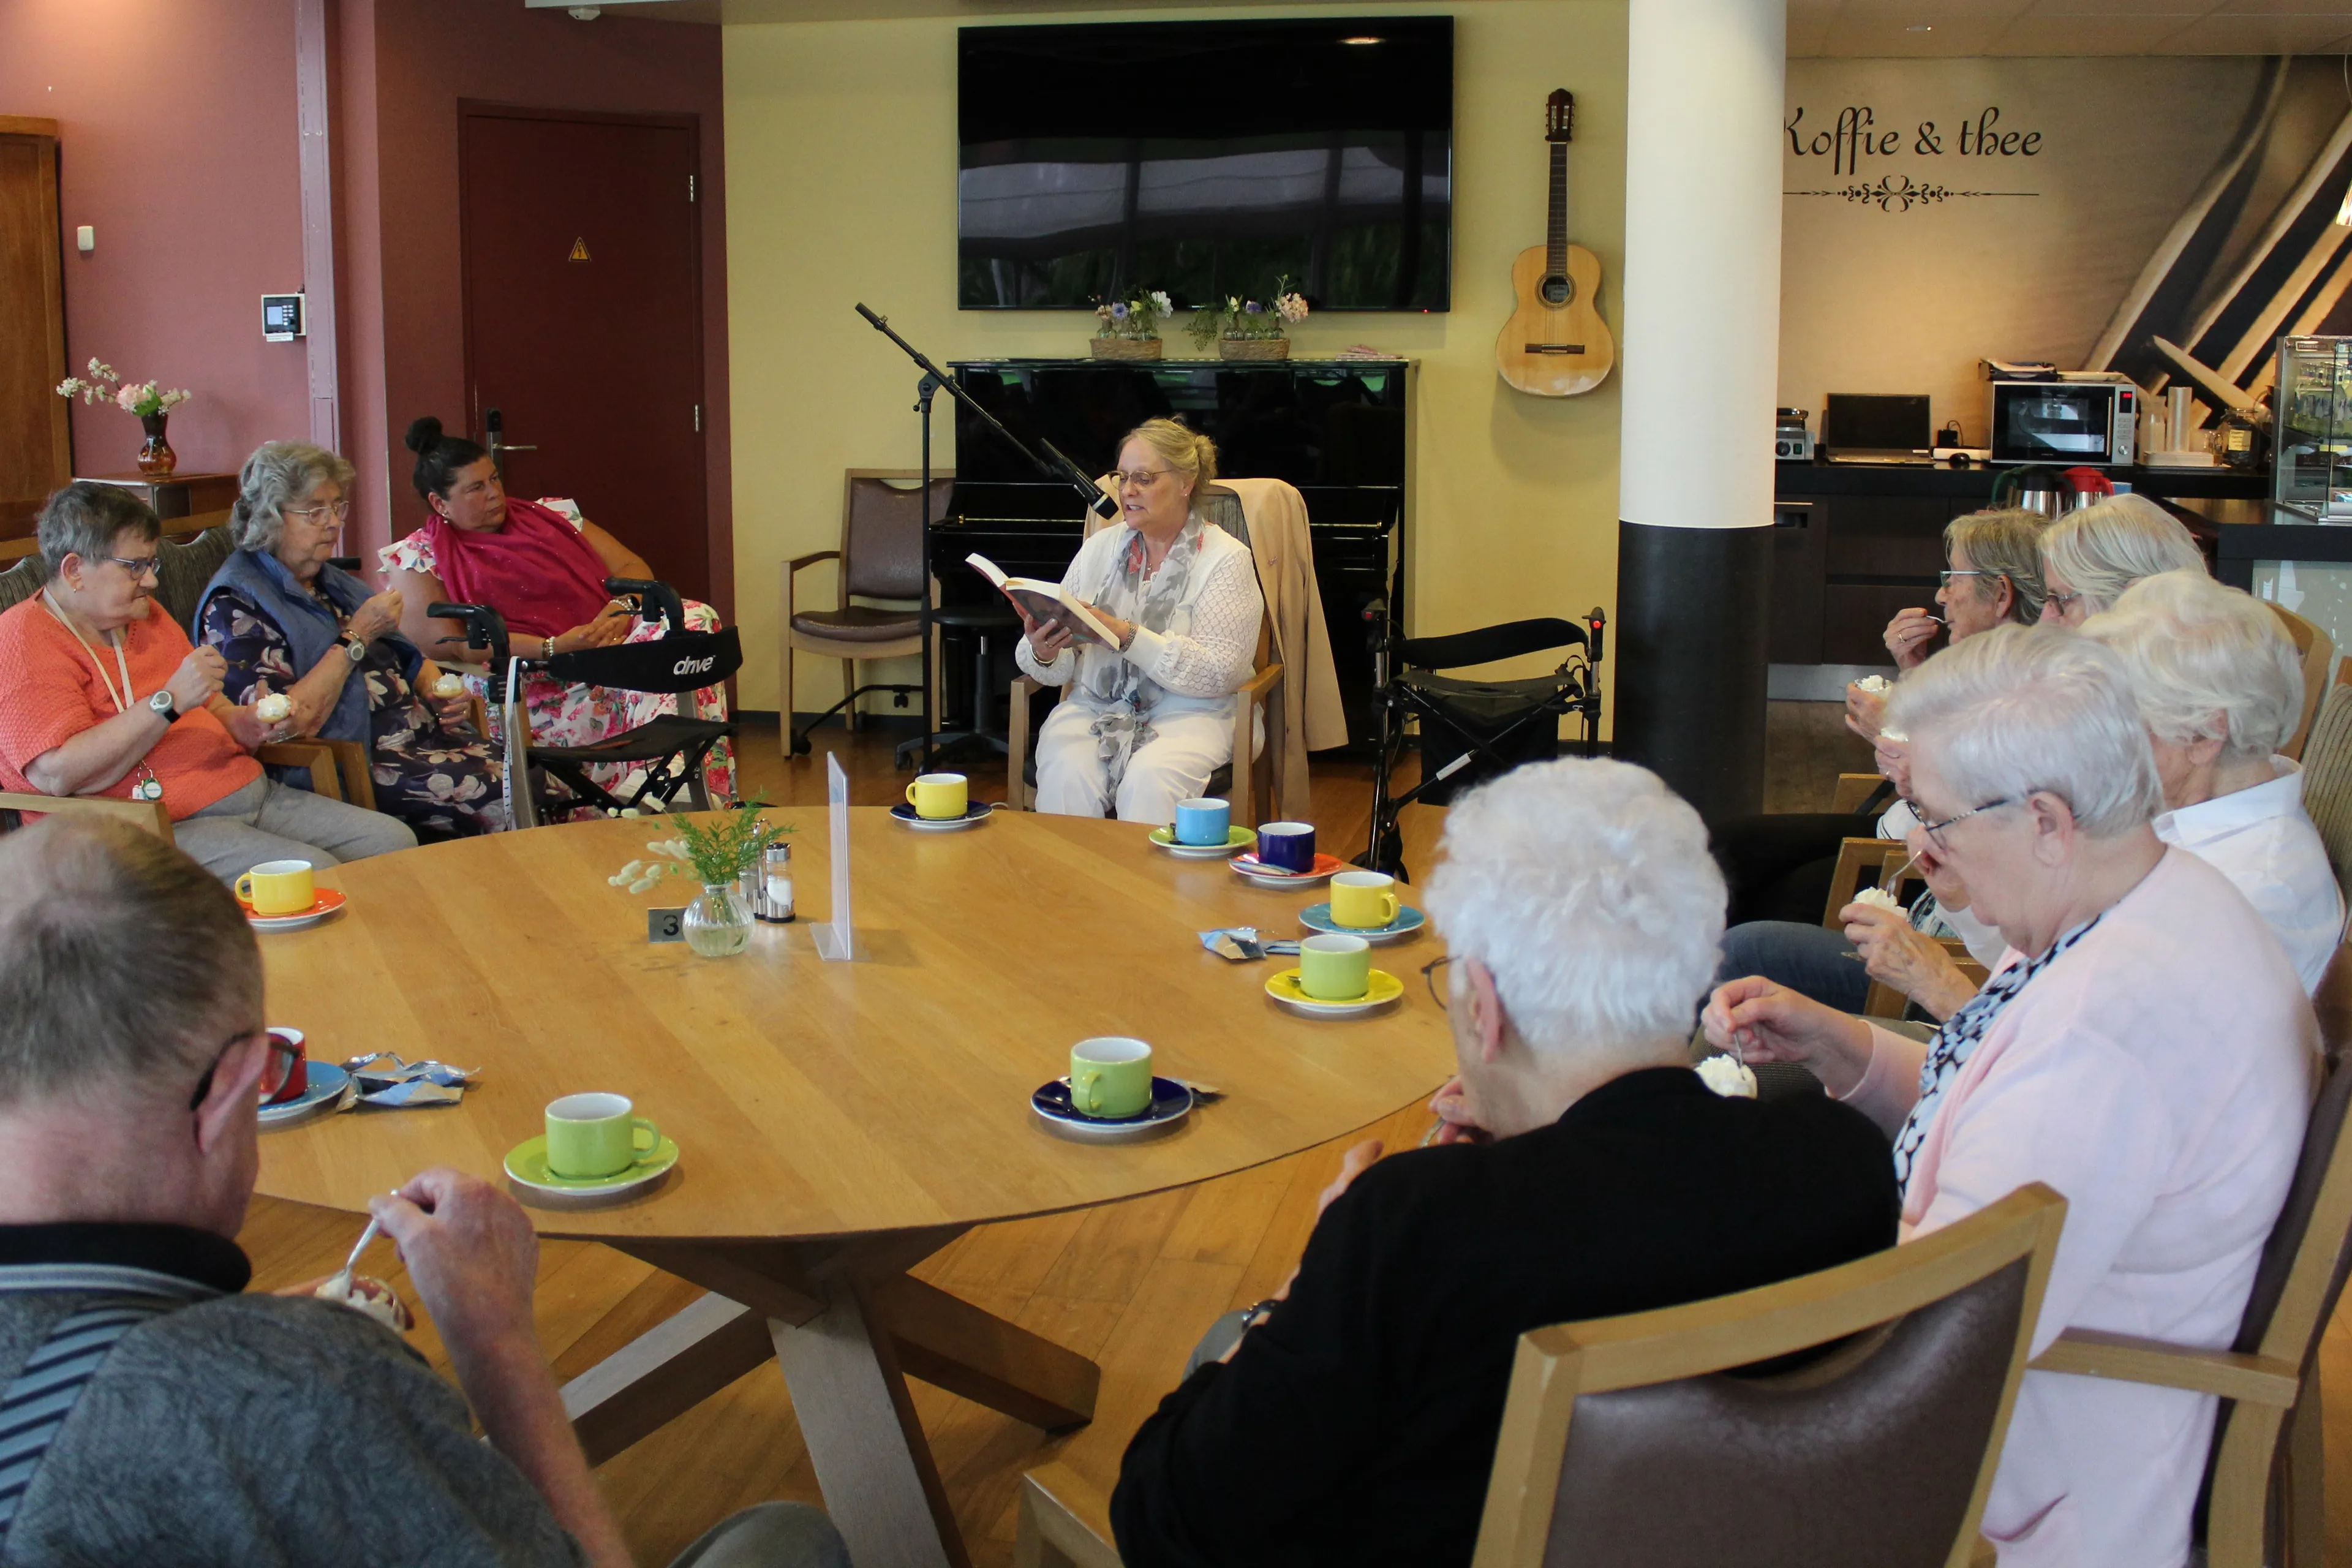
[1017,1186,2067,1568]
[1003,486,1284,827]
[2267,603,2334,763]
[781,470,951,757]
[0,791,172,841]
[2300,682,2352,910]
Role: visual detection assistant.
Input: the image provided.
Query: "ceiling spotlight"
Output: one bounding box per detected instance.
[1340,36,1384,45]
[568,5,600,17]
[1907,22,1933,30]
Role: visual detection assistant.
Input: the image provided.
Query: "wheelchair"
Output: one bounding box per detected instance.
[1356,599,1605,880]
[429,578,741,829]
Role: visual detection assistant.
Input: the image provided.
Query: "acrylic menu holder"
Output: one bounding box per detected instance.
[811,752,864,962]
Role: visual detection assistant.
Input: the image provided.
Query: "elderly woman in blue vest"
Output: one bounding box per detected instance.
[198,442,503,839]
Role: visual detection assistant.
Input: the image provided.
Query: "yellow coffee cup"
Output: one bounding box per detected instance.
[1329,870,1401,930]
[905,772,968,820]
[236,859,315,916]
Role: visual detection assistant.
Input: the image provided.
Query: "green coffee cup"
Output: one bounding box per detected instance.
[545,1093,662,1179]
[1297,934,1373,1001]
[1069,1037,1153,1119]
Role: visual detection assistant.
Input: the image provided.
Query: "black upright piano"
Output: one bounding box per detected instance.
[936,356,1411,750]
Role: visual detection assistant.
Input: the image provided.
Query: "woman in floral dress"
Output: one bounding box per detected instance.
[378,417,736,809]
[199,441,504,840]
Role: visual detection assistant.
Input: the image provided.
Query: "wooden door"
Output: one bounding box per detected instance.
[0,119,70,539]
[459,107,707,600]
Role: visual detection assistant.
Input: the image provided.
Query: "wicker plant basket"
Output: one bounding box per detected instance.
[1219,336,1291,361]
[1090,337,1164,361]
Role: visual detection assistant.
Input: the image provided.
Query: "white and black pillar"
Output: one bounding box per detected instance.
[1611,0,1785,824]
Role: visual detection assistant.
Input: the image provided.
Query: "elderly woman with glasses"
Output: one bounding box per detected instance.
[1847,571,2343,1017]
[1706,624,2312,1567]
[0,483,413,881]
[2038,494,2207,625]
[198,442,502,839]
[1016,418,1265,823]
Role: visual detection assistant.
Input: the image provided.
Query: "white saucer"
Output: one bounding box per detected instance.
[890,802,995,832]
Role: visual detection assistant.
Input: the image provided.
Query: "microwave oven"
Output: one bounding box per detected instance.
[1989,378,2138,467]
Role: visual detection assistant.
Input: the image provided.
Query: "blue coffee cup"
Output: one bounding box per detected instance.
[1257,821,1316,873]
[1175,797,1231,846]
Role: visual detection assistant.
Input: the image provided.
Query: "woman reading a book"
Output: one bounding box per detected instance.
[1012,418,1264,823]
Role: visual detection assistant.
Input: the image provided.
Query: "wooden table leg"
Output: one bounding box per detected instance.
[590,1236,1106,1568]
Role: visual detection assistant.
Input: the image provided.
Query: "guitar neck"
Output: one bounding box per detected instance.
[1547,142,1569,275]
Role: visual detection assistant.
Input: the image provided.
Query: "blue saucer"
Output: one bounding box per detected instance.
[258,1061,352,1127]
[1032,1076,1194,1142]
[1297,903,1427,944]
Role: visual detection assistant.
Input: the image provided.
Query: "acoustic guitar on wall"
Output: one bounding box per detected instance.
[1496,89,1614,398]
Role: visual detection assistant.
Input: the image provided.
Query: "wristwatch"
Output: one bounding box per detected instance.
[148,689,178,723]
[341,635,368,665]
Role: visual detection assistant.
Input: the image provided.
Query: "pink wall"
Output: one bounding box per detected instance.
[0,0,311,481]
[341,0,732,617]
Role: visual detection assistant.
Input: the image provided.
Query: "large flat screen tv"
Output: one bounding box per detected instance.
[958,17,1453,313]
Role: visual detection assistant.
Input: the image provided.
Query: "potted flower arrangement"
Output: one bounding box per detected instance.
[55,359,194,478]
[1186,280,1310,361]
[608,796,794,958]
[1091,289,1175,361]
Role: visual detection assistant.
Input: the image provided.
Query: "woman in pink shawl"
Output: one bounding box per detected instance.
[379,417,734,807]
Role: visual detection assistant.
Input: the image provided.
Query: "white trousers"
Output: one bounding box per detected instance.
[1033,699,1232,824]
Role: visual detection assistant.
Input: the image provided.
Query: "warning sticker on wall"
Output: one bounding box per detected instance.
[568,238,591,263]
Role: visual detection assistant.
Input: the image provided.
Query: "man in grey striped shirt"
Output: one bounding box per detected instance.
[0,818,848,1567]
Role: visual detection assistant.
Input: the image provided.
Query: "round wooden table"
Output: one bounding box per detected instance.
[255,806,1453,1568]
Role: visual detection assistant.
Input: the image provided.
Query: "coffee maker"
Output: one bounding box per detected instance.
[1774,409,1814,462]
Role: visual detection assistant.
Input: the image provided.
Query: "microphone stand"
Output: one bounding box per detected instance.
[854,303,1117,772]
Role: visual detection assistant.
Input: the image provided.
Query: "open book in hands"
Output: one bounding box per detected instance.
[967,554,1118,647]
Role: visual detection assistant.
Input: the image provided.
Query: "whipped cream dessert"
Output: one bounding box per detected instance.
[254,693,293,723]
[1695,1055,1757,1099]
[431,673,467,699]
[1850,886,1904,913]
[314,1273,413,1333]
[1852,675,1893,695]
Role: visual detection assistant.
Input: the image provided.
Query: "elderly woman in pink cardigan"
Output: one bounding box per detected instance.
[1704,624,2315,1567]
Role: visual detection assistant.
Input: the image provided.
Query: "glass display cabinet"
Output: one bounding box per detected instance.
[2275,335,2352,522]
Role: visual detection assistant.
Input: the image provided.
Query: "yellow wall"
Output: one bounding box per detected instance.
[725,1,1627,725]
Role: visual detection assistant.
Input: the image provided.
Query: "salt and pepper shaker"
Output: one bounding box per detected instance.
[744,841,794,924]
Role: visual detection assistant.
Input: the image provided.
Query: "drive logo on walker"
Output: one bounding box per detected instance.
[673,654,717,677]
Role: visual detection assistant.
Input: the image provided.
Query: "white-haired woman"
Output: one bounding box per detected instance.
[1706,625,2312,1567]
[2039,494,2207,625]
[1016,418,1264,824]
[1851,573,2343,1014]
[198,442,502,839]
[1114,759,1898,1566]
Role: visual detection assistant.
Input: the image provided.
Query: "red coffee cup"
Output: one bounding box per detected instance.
[265,1027,309,1105]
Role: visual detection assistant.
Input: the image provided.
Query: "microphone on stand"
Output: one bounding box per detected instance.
[1041,439,1120,520]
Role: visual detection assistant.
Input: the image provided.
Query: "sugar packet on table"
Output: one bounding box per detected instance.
[343,1052,478,1108]
[1198,928,1302,962]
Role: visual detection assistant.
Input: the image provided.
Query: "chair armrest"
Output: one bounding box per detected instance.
[257,740,342,802]
[0,790,173,841]
[1236,661,1283,701]
[1831,772,1886,815]
[1017,1462,1123,1568]
[786,550,841,574]
[314,736,377,813]
[2028,1328,2301,1407]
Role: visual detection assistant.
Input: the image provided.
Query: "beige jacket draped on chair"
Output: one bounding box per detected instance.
[1084,475,1349,820]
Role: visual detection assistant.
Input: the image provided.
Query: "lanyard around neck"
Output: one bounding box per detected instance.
[39,592,136,716]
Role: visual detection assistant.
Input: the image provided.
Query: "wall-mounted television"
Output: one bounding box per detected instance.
[958,17,1453,313]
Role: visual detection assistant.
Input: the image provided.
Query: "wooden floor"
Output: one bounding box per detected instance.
[237,706,2352,1563]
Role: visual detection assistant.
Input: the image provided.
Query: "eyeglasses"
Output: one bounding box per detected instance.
[2046,589,2087,613]
[1112,469,1170,489]
[1421,955,1455,1012]
[1917,797,2016,854]
[105,556,160,582]
[1939,569,1994,588]
[283,500,350,524]
[187,1029,303,1111]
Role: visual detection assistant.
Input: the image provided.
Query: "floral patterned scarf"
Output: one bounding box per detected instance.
[1077,516,1206,794]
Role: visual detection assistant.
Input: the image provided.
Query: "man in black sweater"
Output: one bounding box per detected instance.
[1112,760,1901,1568]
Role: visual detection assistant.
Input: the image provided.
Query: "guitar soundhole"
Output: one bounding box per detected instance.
[1541,275,1573,307]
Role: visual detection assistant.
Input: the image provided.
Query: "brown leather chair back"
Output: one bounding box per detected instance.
[1477,1186,2065,1568]
[1539,1259,2030,1567]
[842,473,950,603]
